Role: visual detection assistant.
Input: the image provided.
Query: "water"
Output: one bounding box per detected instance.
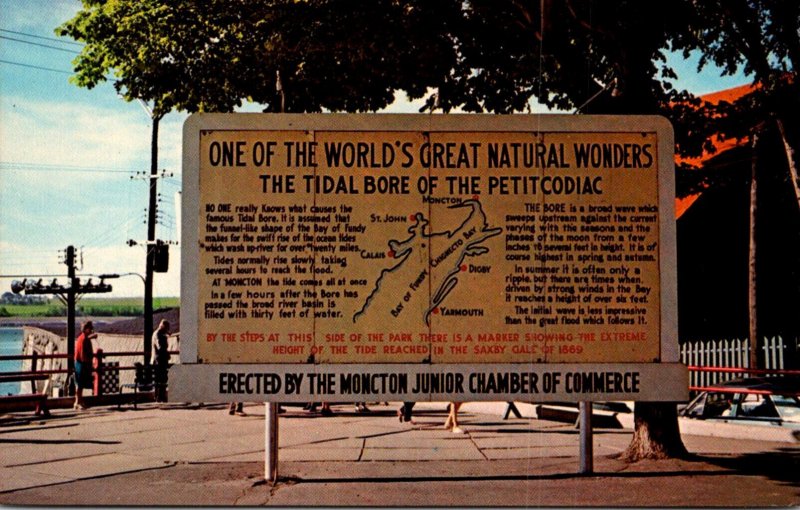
[0,328,23,395]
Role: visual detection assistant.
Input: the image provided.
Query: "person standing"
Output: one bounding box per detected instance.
[74,321,97,410]
[398,402,415,423]
[152,319,171,402]
[444,402,464,434]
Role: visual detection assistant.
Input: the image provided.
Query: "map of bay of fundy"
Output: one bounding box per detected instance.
[354,199,502,328]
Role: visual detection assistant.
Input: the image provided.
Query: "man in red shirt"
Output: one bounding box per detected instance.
[74,321,97,410]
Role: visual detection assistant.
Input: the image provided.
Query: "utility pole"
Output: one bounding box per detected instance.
[144,115,161,367]
[10,245,113,395]
[66,246,77,393]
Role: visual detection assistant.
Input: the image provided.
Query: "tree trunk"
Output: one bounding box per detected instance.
[622,402,688,462]
[748,131,760,371]
[775,118,800,213]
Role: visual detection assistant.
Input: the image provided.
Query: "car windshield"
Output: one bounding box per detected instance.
[737,393,779,418]
[772,395,800,421]
[684,377,800,425]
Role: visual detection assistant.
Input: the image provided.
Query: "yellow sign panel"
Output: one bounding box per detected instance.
[193,117,668,364]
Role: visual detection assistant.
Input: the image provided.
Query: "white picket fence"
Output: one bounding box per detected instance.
[680,336,790,389]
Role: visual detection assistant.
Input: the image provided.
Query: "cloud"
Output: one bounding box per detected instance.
[1,96,151,174]
[0,0,79,35]
[80,244,182,297]
[0,89,185,297]
[159,113,188,177]
[0,240,68,281]
[380,89,553,114]
[0,242,181,298]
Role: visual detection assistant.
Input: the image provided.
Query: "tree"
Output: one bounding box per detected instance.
[57,0,248,362]
[59,0,795,461]
[671,0,800,369]
[240,0,695,461]
[430,0,694,462]
[58,0,246,116]
[223,0,464,113]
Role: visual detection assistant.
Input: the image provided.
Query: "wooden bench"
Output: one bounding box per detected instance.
[0,373,50,392]
[0,393,50,416]
[0,374,52,416]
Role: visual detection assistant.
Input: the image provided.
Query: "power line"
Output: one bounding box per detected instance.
[1,162,179,178]
[0,28,84,47]
[0,247,65,255]
[0,259,64,269]
[81,215,141,252]
[0,59,72,75]
[2,254,63,266]
[0,35,80,54]
[162,178,183,188]
[0,161,137,175]
[0,259,62,267]
[0,273,68,277]
[0,251,61,258]
[0,247,63,256]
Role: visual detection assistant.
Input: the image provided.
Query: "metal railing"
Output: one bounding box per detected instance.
[0,349,178,397]
[687,365,800,395]
[680,336,797,389]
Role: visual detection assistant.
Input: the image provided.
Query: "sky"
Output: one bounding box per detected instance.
[0,0,752,298]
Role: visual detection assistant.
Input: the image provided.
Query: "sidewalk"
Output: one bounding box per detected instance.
[1,401,798,506]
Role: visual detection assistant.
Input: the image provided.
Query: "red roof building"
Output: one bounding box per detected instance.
[674,84,800,362]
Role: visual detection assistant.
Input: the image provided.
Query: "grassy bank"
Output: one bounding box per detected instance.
[0,297,180,318]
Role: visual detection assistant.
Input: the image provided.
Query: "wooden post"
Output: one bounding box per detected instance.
[29,351,38,394]
[66,246,76,396]
[579,401,593,474]
[93,349,104,395]
[265,402,279,484]
[748,132,759,371]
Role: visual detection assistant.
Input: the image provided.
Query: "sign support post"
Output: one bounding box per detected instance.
[265,403,279,483]
[578,401,593,474]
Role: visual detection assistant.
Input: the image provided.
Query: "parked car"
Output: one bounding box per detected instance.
[679,376,800,429]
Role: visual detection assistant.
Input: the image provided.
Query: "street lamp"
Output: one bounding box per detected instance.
[98,272,146,285]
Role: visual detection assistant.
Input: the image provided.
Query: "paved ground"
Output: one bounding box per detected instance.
[0,401,798,506]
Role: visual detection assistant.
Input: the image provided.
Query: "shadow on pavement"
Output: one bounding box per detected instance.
[0,437,121,445]
[696,448,800,489]
[0,423,78,434]
[274,468,743,486]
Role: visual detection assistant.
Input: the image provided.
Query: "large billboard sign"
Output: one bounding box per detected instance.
[172,114,687,403]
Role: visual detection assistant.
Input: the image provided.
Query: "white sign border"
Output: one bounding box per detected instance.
[181,113,678,373]
[170,362,688,402]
